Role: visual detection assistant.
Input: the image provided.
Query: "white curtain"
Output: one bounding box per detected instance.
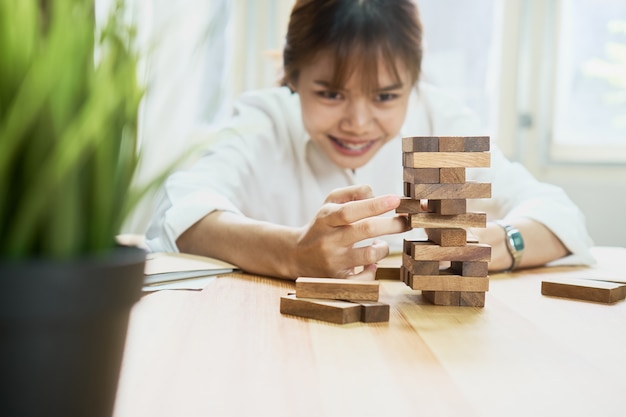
[102,0,233,234]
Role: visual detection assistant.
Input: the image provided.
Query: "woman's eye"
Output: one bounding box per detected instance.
[317,90,342,100]
[376,93,398,102]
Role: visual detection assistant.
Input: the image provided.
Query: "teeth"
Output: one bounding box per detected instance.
[332,137,372,151]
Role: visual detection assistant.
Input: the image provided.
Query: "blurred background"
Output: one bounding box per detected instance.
[105,0,626,247]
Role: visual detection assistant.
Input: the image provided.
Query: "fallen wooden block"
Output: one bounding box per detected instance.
[541,278,626,304]
[280,295,361,324]
[295,277,379,301]
[354,301,391,323]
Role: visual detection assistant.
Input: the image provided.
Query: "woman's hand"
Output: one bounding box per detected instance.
[291,185,410,280]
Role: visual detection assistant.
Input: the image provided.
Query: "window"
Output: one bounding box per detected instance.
[550,0,626,163]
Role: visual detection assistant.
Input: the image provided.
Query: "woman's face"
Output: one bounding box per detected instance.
[292,52,413,170]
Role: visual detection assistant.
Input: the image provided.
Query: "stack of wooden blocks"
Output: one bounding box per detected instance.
[280,278,390,324]
[398,136,492,307]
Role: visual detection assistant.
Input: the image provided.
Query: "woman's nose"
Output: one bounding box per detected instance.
[340,99,372,134]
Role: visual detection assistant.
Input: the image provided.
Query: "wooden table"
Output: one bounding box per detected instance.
[113,247,626,417]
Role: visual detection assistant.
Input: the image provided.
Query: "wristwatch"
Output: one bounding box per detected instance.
[496,221,525,272]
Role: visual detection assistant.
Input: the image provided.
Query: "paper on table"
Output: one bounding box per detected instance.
[143,252,239,290]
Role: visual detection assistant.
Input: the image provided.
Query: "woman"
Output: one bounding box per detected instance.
[146,0,594,280]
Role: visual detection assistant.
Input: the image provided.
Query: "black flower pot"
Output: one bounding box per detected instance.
[0,246,146,417]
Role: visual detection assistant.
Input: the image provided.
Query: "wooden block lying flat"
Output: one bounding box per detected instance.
[409,272,489,292]
[408,182,492,200]
[405,240,492,262]
[426,228,467,247]
[403,152,491,169]
[541,278,626,304]
[280,295,361,324]
[409,212,486,229]
[450,261,489,277]
[355,301,391,323]
[295,277,379,301]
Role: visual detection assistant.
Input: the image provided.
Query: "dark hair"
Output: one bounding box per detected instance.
[281,0,423,92]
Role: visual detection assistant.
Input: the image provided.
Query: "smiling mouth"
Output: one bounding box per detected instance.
[329,135,377,153]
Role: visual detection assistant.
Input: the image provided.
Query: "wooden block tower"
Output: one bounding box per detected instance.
[397,136,492,307]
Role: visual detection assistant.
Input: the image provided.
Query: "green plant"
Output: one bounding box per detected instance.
[0,0,154,259]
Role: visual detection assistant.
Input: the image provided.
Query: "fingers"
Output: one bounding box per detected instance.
[352,239,389,270]
[336,240,389,279]
[324,184,374,204]
[324,194,402,227]
[347,264,378,281]
[347,215,410,244]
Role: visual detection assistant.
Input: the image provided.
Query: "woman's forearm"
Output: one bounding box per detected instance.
[472,218,569,272]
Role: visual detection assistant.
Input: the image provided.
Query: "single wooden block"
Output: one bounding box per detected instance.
[356,301,391,323]
[371,254,402,281]
[439,168,466,183]
[396,197,430,214]
[402,136,439,152]
[459,291,486,307]
[422,290,486,307]
[429,199,467,215]
[541,278,626,304]
[422,290,461,306]
[409,182,492,200]
[280,295,361,324]
[426,228,467,247]
[406,240,492,262]
[437,137,465,152]
[403,182,412,198]
[403,167,440,184]
[295,277,379,301]
[409,212,487,229]
[450,261,489,277]
[403,152,491,169]
[400,266,413,287]
[463,136,490,152]
[410,271,489,292]
[402,253,440,275]
[401,136,490,152]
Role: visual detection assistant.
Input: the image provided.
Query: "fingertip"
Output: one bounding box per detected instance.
[383,194,401,209]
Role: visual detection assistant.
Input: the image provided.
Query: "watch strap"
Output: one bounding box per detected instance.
[496,221,525,272]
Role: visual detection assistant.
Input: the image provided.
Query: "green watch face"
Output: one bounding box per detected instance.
[511,232,525,251]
